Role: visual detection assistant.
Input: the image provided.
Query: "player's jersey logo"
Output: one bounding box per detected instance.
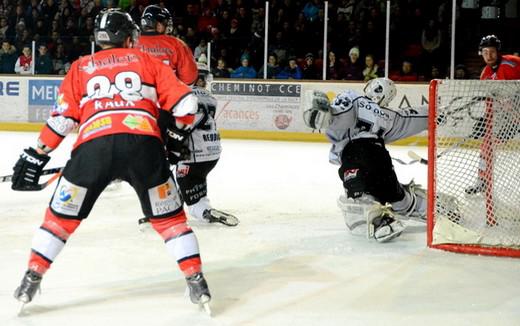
[343,168,359,182]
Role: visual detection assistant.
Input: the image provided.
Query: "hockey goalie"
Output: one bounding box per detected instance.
[303,78,429,242]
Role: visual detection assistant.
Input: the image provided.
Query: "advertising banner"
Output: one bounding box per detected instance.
[28,79,62,122]
[211,81,306,132]
[0,77,26,122]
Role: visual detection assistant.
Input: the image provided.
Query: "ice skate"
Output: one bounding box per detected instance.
[186,272,211,315]
[14,269,42,313]
[369,204,405,242]
[203,209,239,226]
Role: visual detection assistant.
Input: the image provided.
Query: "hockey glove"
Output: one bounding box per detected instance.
[11,147,50,191]
[165,127,191,165]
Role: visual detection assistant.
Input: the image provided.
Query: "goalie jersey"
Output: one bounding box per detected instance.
[326,90,428,164]
[182,86,222,163]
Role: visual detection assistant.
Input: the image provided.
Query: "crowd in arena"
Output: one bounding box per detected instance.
[0,0,516,80]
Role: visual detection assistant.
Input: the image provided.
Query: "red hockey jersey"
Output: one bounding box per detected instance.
[136,33,198,85]
[480,54,520,80]
[39,47,192,150]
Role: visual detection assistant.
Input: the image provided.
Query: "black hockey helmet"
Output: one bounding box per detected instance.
[478,34,501,54]
[141,5,173,34]
[94,8,139,47]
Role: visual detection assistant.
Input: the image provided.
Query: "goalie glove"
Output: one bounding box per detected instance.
[11,147,50,191]
[303,90,331,130]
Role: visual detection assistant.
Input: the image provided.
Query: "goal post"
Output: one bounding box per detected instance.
[427,79,520,257]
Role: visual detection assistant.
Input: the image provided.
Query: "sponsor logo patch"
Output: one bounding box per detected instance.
[52,93,69,114]
[148,178,182,216]
[83,117,112,138]
[51,178,87,216]
[123,115,153,132]
[343,168,359,182]
[176,164,190,177]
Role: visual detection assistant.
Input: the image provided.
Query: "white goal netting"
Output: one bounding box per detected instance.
[429,79,520,254]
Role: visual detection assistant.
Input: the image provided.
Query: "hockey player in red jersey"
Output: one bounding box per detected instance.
[136,5,198,85]
[466,35,520,195]
[11,9,210,311]
[479,35,520,80]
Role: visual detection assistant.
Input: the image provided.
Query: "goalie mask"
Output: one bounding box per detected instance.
[363,77,396,107]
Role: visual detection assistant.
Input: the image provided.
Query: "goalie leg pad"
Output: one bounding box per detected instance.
[337,194,376,235]
[369,207,406,242]
[338,194,404,241]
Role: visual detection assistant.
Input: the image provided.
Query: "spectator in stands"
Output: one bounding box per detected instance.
[276,56,302,79]
[230,54,256,78]
[344,46,363,80]
[53,42,67,74]
[14,45,33,74]
[454,64,467,79]
[0,16,13,41]
[33,18,47,38]
[0,39,17,74]
[430,65,440,79]
[35,43,53,74]
[303,0,319,22]
[302,52,319,80]
[327,50,344,80]
[194,38,208,62]
[362,54,380,81]
[420,18,442,75]
[269,31,289,64]
[212,57,232,78]
[258,53,282,79]
[390,60,419,81]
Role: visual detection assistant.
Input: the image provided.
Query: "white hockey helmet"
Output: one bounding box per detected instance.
[363,77,397,107]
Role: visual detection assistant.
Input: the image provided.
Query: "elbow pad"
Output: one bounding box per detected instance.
[172,93,198,117]
[47,115,77,137]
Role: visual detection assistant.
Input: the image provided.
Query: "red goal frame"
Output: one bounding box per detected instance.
[427,79,520,257]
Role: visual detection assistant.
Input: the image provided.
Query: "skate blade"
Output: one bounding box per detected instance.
[199,295,212,316]
[208,211,240,226]
[17,302,27,316]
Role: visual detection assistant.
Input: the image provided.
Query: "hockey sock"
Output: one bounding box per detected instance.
[28,208,81,275]
[150,213,202,276]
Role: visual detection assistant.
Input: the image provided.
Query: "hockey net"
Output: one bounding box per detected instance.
[428,79,520,257]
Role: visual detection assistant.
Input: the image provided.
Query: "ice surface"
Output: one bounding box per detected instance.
[0,131,519,326]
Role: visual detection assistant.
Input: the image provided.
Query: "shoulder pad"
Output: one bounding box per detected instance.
[330,90,359,114]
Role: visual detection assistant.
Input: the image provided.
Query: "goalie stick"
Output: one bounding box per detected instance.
[407,151,428,165]
[391,157,420,166]
[0,167,63,190]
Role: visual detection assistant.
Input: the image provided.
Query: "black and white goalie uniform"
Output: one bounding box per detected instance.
[167,86,238,227]
[304,78,428,242]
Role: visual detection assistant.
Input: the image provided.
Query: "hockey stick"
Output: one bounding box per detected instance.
[391,157,420,166]
[407,151,428,165]
[408,134,478,166]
